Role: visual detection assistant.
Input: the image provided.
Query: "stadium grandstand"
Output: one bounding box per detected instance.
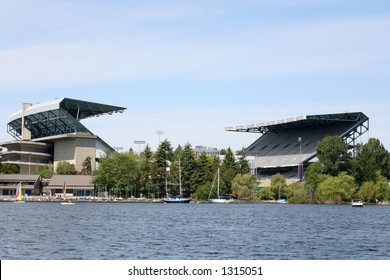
[225,112,369,184]
[0,98,126,174]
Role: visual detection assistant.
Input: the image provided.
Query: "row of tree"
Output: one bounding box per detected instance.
[93,140,251,199]
[2,135,389,204]
[263,137,390,204]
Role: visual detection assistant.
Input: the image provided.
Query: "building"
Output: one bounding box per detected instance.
[0,174,42,197]
[45,175,95,197]
[226,112,369,183]
[0,98,126,174]
[195,146,220,157]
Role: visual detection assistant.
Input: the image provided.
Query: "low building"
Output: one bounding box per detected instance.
[0,174,42,197]
[45,175,95,197]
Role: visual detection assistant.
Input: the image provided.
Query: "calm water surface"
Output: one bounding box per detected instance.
[0,202,389,260]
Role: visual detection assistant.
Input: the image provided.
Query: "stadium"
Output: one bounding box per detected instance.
[226,112,369,184]
[0,98,125,197]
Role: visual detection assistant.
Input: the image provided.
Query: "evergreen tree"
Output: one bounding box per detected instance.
[191,153,213,192]
[236,148,251,174]
[140,144,154,198]
[152,139,174,198]
[180,143,196,197]
[221,147,239,194]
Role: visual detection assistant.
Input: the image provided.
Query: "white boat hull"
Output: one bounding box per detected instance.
[164,198,192,204]
[352,200,363,207]
[14,201,26,204]
[209,199,233,204]
[61,202,75,205]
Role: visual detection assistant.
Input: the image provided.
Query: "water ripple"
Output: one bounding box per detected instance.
[1,203,389,260]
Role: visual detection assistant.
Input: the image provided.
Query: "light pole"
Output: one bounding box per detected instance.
[298,137,302,157]
[134,140,146,154]
[298,137,303,181]
[156,130,164,145]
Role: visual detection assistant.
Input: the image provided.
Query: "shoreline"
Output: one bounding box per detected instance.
[1,197,389,206]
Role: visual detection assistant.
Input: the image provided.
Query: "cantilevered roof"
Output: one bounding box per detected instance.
[225,112,369,134]
[228,112,369,169]
[7,98,126,140]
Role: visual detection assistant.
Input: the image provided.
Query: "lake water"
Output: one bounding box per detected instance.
[0,202,389,260]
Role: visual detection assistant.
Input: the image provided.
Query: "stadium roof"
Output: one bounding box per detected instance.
[7,98,126,140]
[225,112,368,134]
[227,112,369,169]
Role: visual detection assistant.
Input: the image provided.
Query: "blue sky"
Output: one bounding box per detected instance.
[0,0,389,151]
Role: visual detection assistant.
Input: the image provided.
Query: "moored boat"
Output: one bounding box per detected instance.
[352,199,363,207]
[163,159,192,204]
[14,182,26,204]
[61,180,75,205]
[208,168,233,204]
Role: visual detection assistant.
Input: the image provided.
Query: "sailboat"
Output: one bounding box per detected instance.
[209,168,233,204]
[61,180,75,205]
[14,182,26,204]
[163,159,192,204]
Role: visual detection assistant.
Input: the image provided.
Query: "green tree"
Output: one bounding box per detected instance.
[1,164,20,174]
[352,138,390,185]
[221,148,239,194]
[358,181,379,203]
[193,178,228,201]
[315,172,357,204]
[231,173,257,200]
[93,155,116,195]
[270,173,287,200]
[140,145,154,198]
[152,139,174,198]
[259,187,274,200]
[37,165,54,179]
[191,153,214,192]
[287,182,310,204]
[56,161,77,175]
[317,136,350,176]
[179,143,197,197]
[376,175,390,202]
[358,173,390,203]
[304,162,329,202]
[114,151,140,198]
[93,152,140,198]
[236,148,251,174]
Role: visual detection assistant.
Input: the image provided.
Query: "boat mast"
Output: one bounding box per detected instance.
[217,168,220,197]
[179,159,182,197]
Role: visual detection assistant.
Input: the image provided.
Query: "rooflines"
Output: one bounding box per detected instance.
[7,98,126,123]
[225,112,368,134]
[241,112,369,169]
[7,98,127,140]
